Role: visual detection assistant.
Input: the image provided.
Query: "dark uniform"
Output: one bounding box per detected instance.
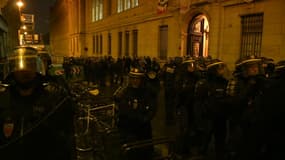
[161,58,177,125]
[239,60,285,160]
[251,60,285,160]
[174,57,201,157]
[0,47,75,160]
[146,57,161,99]
[114,67,157,160]
[261,57,275,79]
[226,55,267,160]
[194,59,229,159]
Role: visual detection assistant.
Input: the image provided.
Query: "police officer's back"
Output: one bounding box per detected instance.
[160,58,177,125]
[194,59,229,159]
[174,57,201,155]
[226,55,268,159]
[246,60,285,160]
[0,47,75,160]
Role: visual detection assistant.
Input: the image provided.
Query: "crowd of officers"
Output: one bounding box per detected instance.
[1,45,284,160]
[62,54,285,160]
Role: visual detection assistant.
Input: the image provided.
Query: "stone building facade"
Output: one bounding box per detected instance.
[50,0,285,68]
[1,0,21,56]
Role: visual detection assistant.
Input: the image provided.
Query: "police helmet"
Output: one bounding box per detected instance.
[182,57,197,72]
[182,56,195,64]
[129,67,145,78]
[206,59,225,69]
[128,67,146,88]
[196,56,211,71]
[206,59,227,77]
[7,47,46,76]
[274,60,285,77]
[235,55,262,67]
[275,60,285,71]
[235,55,264,77]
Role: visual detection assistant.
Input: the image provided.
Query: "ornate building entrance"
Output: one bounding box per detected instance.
[187,14,209,57]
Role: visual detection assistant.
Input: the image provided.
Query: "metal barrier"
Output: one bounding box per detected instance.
[121,136,177,160]
[75,102,116,152]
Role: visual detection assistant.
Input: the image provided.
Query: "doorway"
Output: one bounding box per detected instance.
[187,14,209,57]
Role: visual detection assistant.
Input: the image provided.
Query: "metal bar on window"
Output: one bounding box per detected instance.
[240,13,263,57]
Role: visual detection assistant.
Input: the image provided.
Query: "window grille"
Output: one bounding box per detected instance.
[117,0,139,13]
[240,13,263,57]
[92,0,103,22]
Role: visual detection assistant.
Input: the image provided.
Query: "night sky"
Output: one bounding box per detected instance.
[22,0,56,34]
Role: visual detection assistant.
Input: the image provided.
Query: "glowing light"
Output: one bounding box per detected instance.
[19,55,24,69]
[16,1,24,8]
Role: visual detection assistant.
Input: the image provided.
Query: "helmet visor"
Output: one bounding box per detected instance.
[8,47,46,75]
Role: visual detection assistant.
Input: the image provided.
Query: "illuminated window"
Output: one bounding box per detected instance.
[188,15,209,57]
[117,0,139,13]
[131,0,139,8]
[92,0,103,22]
[117,0,123,13]
[240,13,263,57]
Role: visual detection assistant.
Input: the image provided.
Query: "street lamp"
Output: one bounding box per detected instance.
[16,0,24,20]
[17,0,25,45]
[16,0,24,9]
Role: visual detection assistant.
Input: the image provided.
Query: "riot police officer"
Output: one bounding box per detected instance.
[160,58,177,125]
[146,57,161,99]
[272,60,285,79]
[114,66,157,159]
[261,57,275,79]
[194,59,229,160]
[0,47,75,160]
[174,57,202,157]
[226,55,267,159]
[248,59,285,160]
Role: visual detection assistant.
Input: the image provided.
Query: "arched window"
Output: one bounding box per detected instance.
[187,14,209,57]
